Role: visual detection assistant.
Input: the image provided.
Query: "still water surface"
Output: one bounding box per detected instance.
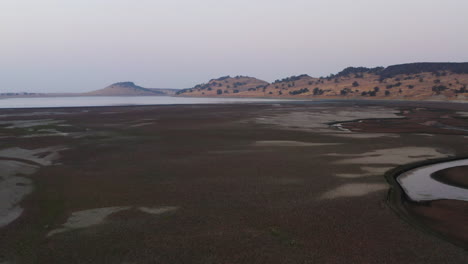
[0,96,287,109]
[397,159,468,202]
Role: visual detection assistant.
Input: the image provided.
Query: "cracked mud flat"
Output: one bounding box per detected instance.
[1,102,468,264]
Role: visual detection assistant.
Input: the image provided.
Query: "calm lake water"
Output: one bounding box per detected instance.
[0,96,287,109]
[397,158,468,202]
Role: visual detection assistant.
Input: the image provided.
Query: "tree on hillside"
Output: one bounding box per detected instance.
[217,89,222,95]
[352,81,360,87]
[432,85,448,94]
[289,88,309,95]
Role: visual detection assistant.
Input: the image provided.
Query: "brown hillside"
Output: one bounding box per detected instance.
[177,63,468,100]
[178,76,269,96]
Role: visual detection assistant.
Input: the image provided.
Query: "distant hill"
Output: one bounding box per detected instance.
[176,63,468,101]
[176,76,269,96]
[84,82,178,96]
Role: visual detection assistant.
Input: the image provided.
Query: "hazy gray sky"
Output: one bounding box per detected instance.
[1,0,468,92]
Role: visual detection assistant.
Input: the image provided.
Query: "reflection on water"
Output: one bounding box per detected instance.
[0,96,287,109]
[397,159,468,202]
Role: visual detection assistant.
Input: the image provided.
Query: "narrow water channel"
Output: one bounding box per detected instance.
[397,159,468,202]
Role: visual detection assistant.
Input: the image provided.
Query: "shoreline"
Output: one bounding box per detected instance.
[385,156,468,249]
[1,96,468,111]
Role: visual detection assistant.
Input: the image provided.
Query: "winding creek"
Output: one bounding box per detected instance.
[397,159,468,202]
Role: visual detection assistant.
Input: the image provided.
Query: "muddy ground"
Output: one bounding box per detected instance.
[0,101,467,263]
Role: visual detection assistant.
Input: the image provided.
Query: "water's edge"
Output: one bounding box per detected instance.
[384,156,468,249]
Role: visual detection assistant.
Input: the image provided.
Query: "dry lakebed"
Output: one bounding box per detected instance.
[0,100,467,263]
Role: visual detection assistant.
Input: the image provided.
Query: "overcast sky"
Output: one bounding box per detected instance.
[1,0,468,93]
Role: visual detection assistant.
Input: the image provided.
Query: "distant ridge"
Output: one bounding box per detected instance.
[2,62,468,101]
[177,62,468,101]
[379,62,468,78]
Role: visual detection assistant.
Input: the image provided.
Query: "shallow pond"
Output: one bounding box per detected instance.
[397,159,468,202]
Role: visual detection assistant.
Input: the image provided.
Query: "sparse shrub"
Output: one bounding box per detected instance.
[340,88,352,96]
[313,87,324,95]
[289,88,310,95]
[432,85,448,94]
[352,81,360,87]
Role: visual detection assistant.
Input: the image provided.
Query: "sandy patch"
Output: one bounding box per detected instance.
[330,147,449,165]
[0,146,67,166]
[0,119,64,129]
[320,183,388,199]
[0,146,66,228]
[21,129,69,138]
[0,112,69,118]
[47,206,131,236]
[414,133,435,137]
[207,149,267,155]
[456,112,468,117]
[255,108,402,133]
[268,178,304,185]
[254,141,341,147]
[336,166,392,178]
[330,123,351,132]
[48,206,179,236]
[138,206,178,215]
[0,160,38,227]
[327,133,400,139]
[101,112,123,115]
[128,122,155,128]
